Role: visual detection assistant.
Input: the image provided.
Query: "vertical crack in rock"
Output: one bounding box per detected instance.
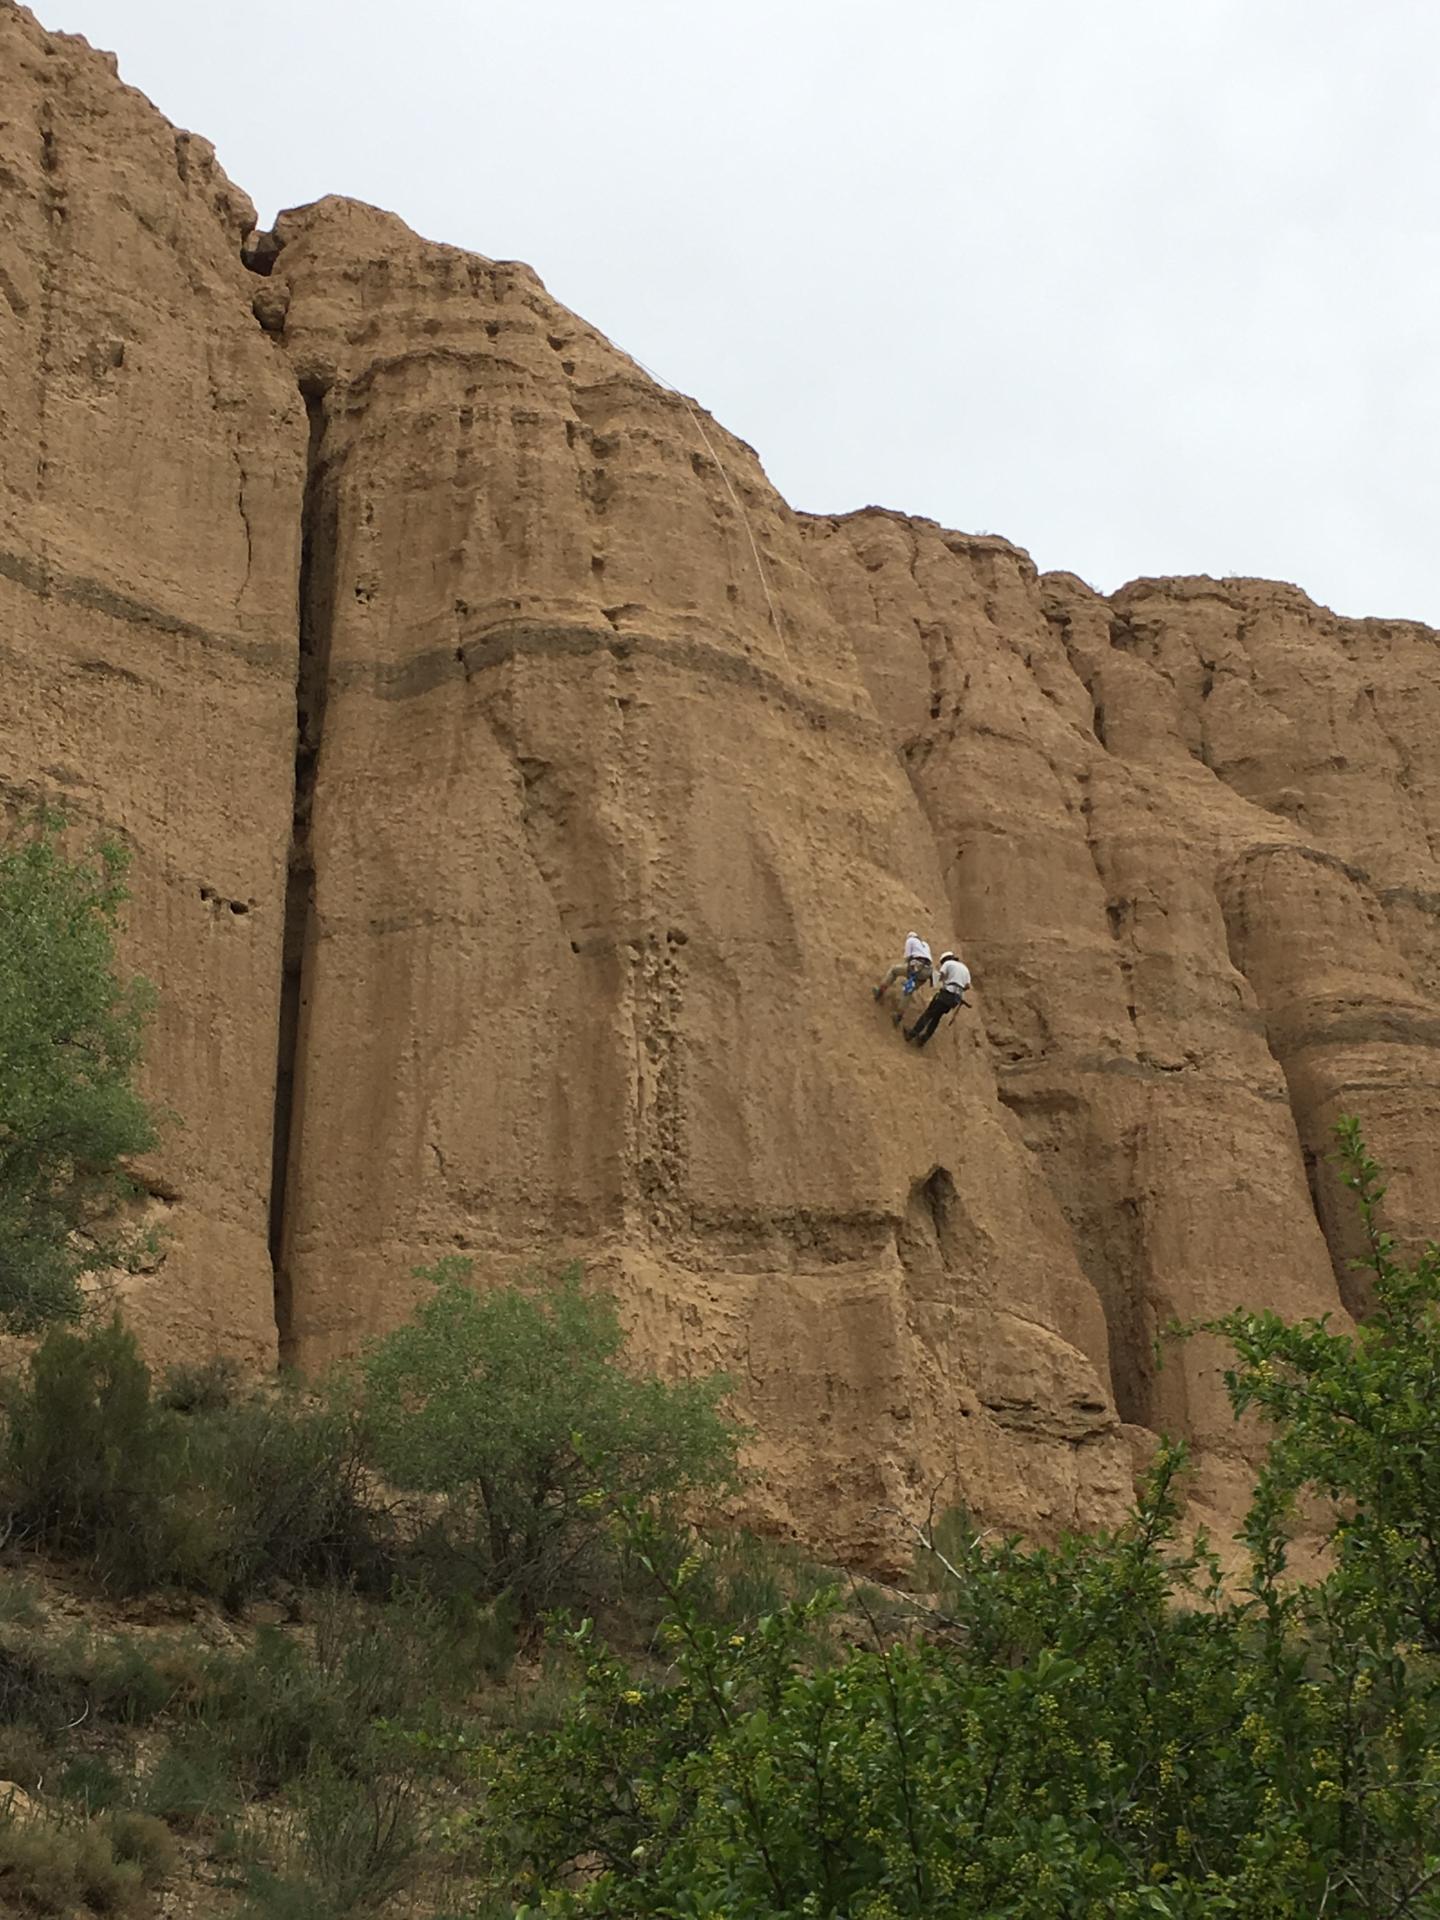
[268,375,336,1359]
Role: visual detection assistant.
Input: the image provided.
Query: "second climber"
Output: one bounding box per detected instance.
[905,950,972,1049]
[873,930,934,1013]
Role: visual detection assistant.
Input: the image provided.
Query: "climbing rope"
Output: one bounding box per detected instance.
[631,354,789,661]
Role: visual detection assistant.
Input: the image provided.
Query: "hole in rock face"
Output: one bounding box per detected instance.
[229,900,250,916]
[241,228,283,277]
[570,940,581,954]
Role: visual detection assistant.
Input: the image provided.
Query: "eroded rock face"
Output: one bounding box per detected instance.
[259,197,1130,1558]
[0,3,306,1365]
[3,1,1437,1558]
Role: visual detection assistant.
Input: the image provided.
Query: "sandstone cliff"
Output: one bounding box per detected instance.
[3,1,1437,1559]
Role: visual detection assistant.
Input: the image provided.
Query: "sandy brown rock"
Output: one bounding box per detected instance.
[0,3,306,1365]
[3,2,1438,1560]
[262,198,1131,1559]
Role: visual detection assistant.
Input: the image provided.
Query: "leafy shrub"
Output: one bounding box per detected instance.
[0,1722,51,1793]
[57,1754,128,1814]
[101,1808,176,1884]
[1,1315,180,1589]
[0,1806,147,1915]
[0,1575,44,1628]
[141,1742,236,1828]
[362,1260,740,1610]
[1,1319,379,1603]
[87,1640,198,1724]
[283,1754,422,1909]
[190,1590,469,1797]
[168,1385,378,1606]
[1206,1114,1440,1652]
[0,816,159,1331]
[156,1357,242,1415]
[480,1124,1440,1919]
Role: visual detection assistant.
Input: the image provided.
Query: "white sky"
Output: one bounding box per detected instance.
[47,0,1440,626]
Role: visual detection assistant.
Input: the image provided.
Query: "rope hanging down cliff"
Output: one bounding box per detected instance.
[631,355,789,663]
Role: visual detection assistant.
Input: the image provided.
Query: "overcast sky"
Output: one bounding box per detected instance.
[49,0,1439,626]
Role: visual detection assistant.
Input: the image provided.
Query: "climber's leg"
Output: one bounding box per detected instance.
[906,988,959,1049]
[873,963,906,1001]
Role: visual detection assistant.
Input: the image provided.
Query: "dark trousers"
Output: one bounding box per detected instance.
[908,986,962,1048]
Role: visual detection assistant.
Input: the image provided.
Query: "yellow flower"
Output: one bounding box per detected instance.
[621,1689,644,1706]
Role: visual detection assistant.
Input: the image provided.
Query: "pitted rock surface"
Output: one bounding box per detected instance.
[4,0,1437,1558]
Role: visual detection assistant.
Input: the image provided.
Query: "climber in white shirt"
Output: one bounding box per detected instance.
[873,931,934,1008]
[905,951,972,1049]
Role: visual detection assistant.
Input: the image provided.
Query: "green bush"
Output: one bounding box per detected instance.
[189,1590,470,1797]
[57,1754,129,1814]
[479,1123,1440,1920]
[1,1318,380,1603]
[0,816,159,1331]
[156,1356,242,1415]
[1205,1113,1440,1653]
[0,1722,51,1793]
[168,1385,378,1606]
[0,1806,147,1915]
[1,1315,178,1588]
[0,1574,44,1629]
[140,1741,236,1828]
[282,1754,422,1910]
[101,1808,176,1884]
[362,1260,740,1610]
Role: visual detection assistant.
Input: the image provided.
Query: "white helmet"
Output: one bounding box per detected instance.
[939,951,957,964]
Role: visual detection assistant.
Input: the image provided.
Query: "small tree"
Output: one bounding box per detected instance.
[1207,1114,1440,1650]
[0,816,158,1328]
[478,1128,1440,1918]
[361,1260,740,1608]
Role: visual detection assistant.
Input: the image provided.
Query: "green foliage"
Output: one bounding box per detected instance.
[274,1755,423,1911]
[0,1721,51,1793]
[164,1383,377,1607]
[0,1573,43,1628]
[1207,1114,1440,1651]
[101,1808,177,1884]
[188,1591,465,1796]
[1,1314,175,1587]
[0,816,159,1330]
[57,1754,130,1814]
[140,1742,237,1828]
[480,1122,1440,1919]
[362,1260,740,1609]
[0,1805,149,1915]
[155,1356,242,1415]
[1,1317,378,1600]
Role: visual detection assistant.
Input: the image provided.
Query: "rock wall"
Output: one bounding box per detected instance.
[3,1,1438,1557]
[0,3,306,1365]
